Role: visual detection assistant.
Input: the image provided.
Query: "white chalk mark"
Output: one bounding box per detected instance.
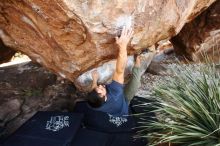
[115,15,133,29]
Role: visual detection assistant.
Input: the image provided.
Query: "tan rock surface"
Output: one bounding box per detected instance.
[0,0,216,83]
[171,1,220,62]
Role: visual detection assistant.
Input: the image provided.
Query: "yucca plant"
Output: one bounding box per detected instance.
[136,63,220,146]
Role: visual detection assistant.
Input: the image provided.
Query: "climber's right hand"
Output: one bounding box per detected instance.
[115,26,133,50]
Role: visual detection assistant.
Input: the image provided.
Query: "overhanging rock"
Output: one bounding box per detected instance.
[0,0,216,84]
[171,0,220,62]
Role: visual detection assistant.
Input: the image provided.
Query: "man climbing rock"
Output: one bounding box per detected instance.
[87,26,155,116]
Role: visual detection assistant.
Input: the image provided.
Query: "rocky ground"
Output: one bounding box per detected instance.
[0,61,85,139]
[136,51,181,97]
[0,50,184,139]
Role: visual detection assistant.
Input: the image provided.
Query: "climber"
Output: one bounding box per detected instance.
[87,26,154,116]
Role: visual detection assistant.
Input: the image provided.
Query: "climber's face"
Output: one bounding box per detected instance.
[95,84,107,100]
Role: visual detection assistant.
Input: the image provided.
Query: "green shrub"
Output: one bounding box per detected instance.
[137,64,220,146]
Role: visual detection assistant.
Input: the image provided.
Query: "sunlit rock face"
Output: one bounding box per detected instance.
[0,0,216,83]
[75,56,135,91]
[171,1,220,62]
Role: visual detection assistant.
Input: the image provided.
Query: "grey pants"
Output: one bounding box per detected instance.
[124,66,142,103]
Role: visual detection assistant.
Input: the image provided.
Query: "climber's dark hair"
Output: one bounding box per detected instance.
[87,89,104,108]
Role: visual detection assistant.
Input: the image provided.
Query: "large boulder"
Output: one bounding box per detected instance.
[171,0,220,62]
[0,62,78,136]
[0,0,216,82]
